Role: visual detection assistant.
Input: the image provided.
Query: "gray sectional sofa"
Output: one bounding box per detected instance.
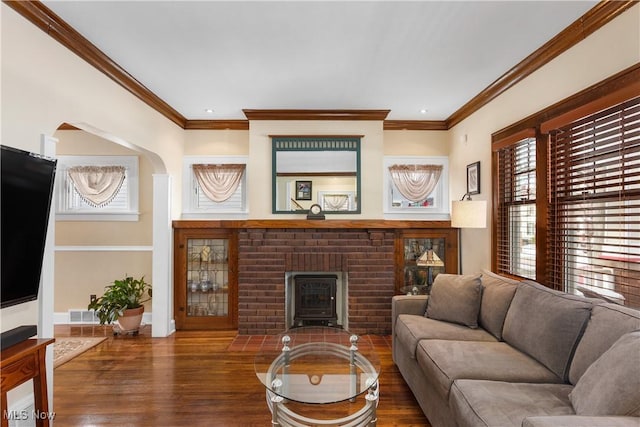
[392,271,640,427]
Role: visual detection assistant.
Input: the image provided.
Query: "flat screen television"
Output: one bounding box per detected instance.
[1,145,57,308]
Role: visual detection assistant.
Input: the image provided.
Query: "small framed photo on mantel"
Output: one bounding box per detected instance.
[295,180,312,200]
[467,161,480,195]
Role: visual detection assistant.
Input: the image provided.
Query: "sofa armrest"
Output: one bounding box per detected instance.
[392,295,428,316]
[391,295,428,338]
[523,416,640,427]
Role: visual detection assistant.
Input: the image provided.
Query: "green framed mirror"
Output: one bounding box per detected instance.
[272,136,361,214]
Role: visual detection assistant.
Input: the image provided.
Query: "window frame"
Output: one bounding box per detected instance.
[494,135,538,280]
[55,155,139,221]
[491,64,640,303]
[181,155,249,219]
[383,156,450,220]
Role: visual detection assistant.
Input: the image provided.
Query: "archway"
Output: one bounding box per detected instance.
[49,122,173,337]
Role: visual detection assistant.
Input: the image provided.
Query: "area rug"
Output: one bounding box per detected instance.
[53,337,107,368]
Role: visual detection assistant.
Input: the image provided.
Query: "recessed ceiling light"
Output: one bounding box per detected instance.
[204,108,214,114]
[420,109,428,114]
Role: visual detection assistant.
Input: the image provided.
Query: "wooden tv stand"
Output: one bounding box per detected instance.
[1,338,55,427]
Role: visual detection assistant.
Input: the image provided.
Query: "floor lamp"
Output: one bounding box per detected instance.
[451,193,487,273]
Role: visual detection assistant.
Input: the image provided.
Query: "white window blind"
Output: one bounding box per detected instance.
[56,156,139,221]
[182,156,248,219]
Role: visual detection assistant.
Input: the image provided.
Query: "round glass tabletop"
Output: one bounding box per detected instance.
[254,326,380,404]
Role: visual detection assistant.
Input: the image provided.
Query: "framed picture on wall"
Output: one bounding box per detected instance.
[295,180,312,200]
[467,161,480,195]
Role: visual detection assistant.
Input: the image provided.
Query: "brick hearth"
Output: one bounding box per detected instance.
[237,228,396,335]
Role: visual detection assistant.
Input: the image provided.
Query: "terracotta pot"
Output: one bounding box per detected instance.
[116,306,144,332]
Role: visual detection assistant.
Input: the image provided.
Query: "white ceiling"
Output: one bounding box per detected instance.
[42,1,598,121]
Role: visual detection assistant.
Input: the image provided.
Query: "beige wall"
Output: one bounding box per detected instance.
[53,130,154,311]
[184,130,250,156]
[54,252,153,313]
[383,130,449,156]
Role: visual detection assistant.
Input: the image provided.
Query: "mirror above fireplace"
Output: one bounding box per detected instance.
[271,136,361,214]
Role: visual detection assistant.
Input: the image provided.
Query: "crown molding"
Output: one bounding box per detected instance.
[383,120,448,131]
[492,62,640,143]
[447,0,636,129]
[243,109,390,121]
[5,1,634,130]
[184,120,250,130]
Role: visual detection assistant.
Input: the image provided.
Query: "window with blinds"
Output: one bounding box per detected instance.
[496,137,537,279]
[182,156,248,219]
[547,97,640,307]
[55,155,139,221]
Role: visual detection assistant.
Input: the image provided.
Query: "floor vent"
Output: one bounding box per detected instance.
[68,310,99,324]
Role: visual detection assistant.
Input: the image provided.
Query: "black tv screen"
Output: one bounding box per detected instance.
[1,145,57,308]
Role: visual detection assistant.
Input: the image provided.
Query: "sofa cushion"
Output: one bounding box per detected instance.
[569,303,640,384]
[502,280,592,381]
[522,416,640,427]
[450,379,574,427]
[569,330,640,416]
[416,340,562,399]
[479,270,519,340]
[425,273,483,328]
[395,314,497,359]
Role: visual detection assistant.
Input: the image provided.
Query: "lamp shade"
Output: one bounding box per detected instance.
[451,200,487,228]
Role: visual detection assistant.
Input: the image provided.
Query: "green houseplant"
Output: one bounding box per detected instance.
[88,276,152,332]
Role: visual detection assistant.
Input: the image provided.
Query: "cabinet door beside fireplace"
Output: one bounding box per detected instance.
[174,228,238,330]
[395,229,459,295]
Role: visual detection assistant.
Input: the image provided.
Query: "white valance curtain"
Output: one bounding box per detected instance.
[67,165,126,207]
[388,164,443,202]
[193,164,246,203]
[323,194,349,211]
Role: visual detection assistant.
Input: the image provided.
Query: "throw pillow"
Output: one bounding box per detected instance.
[569,330,640,416]
[479,270,519,340]
[425,273,482,328]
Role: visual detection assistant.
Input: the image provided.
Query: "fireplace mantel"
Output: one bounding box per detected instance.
[173,219,452,230]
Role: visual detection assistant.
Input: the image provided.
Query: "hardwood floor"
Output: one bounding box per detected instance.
[53,325,430,426]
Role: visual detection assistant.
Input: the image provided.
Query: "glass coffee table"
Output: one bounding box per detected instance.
[254,326,380,426]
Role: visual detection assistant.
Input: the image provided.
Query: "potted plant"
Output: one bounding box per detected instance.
[88,275,152,332]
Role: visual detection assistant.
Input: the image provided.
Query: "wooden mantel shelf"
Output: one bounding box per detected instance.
[173,219,453,229]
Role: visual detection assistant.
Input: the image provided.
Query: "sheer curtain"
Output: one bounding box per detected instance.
[323,194,349,211]
[192,164,246,203]
[67,165,126,207]
[388,164,443,202]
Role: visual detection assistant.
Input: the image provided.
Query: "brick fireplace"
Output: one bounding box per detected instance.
[237,227,396,335]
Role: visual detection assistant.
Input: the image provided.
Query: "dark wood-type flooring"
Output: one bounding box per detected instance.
[53,325,430,426]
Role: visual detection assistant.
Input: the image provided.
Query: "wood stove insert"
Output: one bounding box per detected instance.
[293,274,337,327]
